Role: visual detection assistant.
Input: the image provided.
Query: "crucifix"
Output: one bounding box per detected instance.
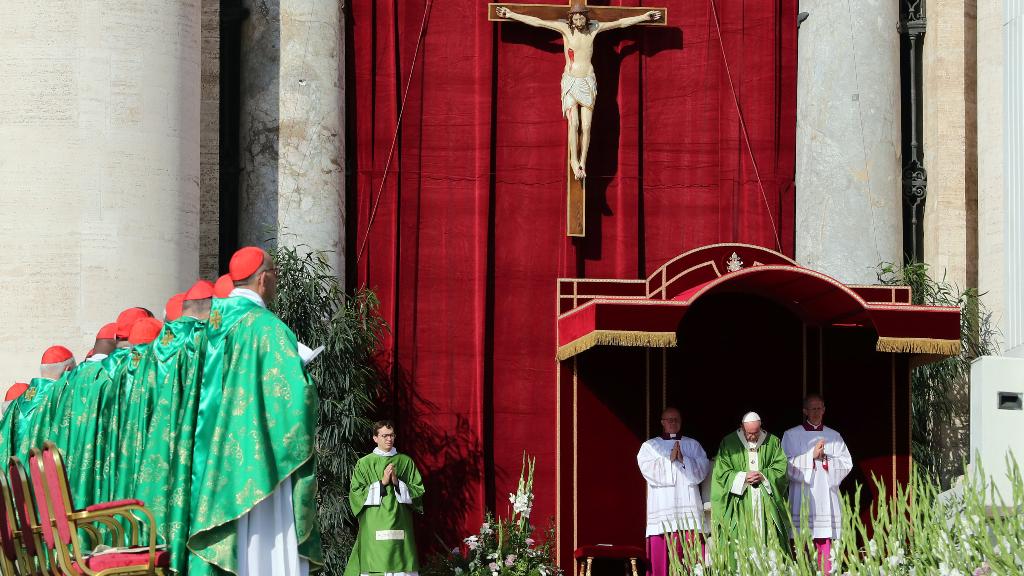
[489,1,667,237]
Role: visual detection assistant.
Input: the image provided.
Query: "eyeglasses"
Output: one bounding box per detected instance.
[377,433,396,439]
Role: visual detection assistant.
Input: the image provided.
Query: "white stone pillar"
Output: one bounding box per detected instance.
[1004,0,1024,354]
[795,0,903,284]
[978,0,1006,352]
[238,0,344,275]
[922,0,978,290]
[0,0,201,385]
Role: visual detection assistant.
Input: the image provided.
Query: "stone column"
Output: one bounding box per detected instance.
[200,0,222,280]
[237,0,344,275]
[978,0,1005,352]
[795,0,903,284]
[1002,1,1024,355]
[0,0,201,386]
[922,0,978,290]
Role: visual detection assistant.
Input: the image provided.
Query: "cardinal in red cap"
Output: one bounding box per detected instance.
[89,322,119,362]
[128,318,164,346]
[165,293,186,322]
[228,246,278,306]
[213,274,234,299]
[1,382,29,415]
[40,345,76,380]
[188,245,320,574]
[182,280,215,321]
[116,307,155,343]
[4,382,28,401]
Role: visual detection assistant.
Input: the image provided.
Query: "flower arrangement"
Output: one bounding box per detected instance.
[426,455,561,576]
[667,458,1024,575]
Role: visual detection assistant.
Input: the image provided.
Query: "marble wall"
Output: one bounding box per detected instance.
[0,0,202,387]
[795,0,903,284]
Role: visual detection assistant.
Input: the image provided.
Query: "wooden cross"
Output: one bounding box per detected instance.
[489,1,668,237]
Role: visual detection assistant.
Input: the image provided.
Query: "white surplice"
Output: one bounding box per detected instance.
[637,435,710,535]
[781,424,852,539]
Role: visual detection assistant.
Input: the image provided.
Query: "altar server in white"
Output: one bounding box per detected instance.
[636,407,710,576]
[781,393,853,574]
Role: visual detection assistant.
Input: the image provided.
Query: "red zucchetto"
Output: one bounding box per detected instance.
[41,345,74,365]
[96,323,118,340]
[185,280,215,301]
[116,307,153,339]
[213,274,234,298]
[165,293,186,321]
[228,246,265,281]
[128,318,164,345]
[4,383,28,402]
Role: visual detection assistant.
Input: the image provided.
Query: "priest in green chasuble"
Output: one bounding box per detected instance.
[710,412,790,549]
[345,420,425,576]
[188,246,322,576]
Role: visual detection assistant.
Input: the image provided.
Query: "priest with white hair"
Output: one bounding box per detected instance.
[781,393,852,574]
[710,411,789,549]
[636,407,710,576]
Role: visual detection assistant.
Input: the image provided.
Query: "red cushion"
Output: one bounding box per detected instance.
[574,545,646,560]
[84,499,145,513]
[83,549,169,571]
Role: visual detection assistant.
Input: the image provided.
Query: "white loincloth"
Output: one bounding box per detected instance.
[561,72,597,114]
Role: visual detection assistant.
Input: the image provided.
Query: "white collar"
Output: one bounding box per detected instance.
[737,429,767,449]
[230,288,266,309]
[86,354,108,363]
[373,447,397,457]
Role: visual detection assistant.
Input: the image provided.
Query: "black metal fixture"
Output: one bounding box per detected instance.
[900,0,927,264]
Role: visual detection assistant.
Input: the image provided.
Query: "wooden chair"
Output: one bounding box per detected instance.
[8,456,54,575]
[31,443,168,575]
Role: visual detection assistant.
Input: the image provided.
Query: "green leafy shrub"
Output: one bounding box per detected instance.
[269,245,388,574]
[877,262,998,486]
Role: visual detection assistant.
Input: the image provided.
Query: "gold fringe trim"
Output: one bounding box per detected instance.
[556,330,677,361]
[876,336,961,356]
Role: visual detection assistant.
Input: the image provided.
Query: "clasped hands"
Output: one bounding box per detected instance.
[813,439,826,460]
[669,440,685,465]
[381,463,398,486]
[745,471,765,485]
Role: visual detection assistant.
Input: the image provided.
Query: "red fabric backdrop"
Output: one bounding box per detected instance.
[348,0,797,553]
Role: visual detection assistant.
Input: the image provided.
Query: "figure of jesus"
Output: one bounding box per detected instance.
[495,2,661,180]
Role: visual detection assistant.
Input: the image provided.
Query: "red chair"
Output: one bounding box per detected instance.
[8,456,53,575]
[31,443,168,575]
[0,472,26,576]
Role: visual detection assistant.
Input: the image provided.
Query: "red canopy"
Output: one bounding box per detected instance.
[556,244,960,361]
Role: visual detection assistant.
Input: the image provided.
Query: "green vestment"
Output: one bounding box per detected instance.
[134,316,207,574]
[1,377,59,465]
[28,360,107,503]
[187,296,322,575]
[92,348,133,503]
[113,343,160,502]
[344,450,425,576]
[710,430,790,549]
